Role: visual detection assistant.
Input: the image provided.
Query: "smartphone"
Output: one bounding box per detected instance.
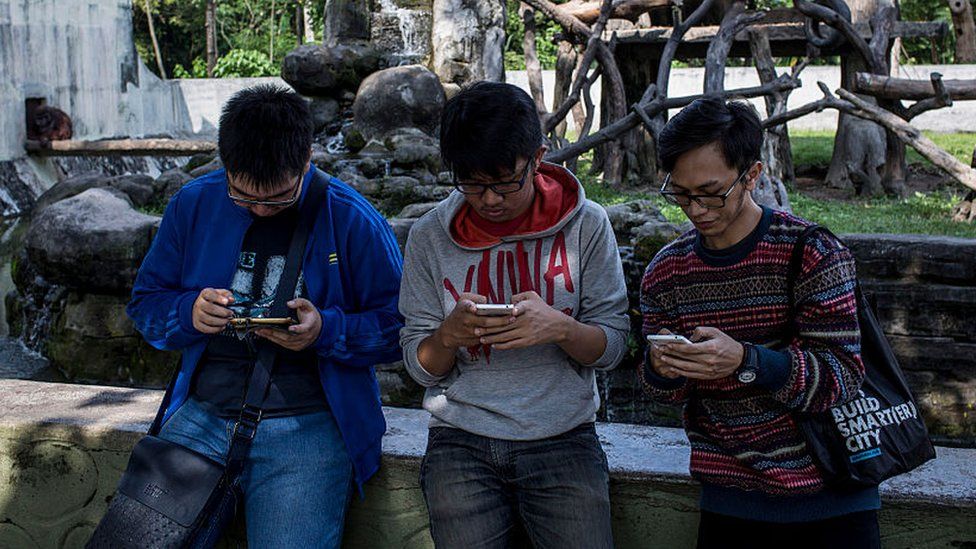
[475,304,515,316]
[229,317,296,330]
[646,334,693,345]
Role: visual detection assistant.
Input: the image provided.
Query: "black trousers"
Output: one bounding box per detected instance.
[696,509,881,549]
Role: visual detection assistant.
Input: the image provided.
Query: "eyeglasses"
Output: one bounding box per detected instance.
[453,159,534,196]
[659,163,756,209]
[227,172,303,207]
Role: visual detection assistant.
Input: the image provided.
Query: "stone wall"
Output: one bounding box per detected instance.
[1,380,974,548]
[599,230,976,445]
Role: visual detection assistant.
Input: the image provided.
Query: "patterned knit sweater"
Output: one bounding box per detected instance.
[640,207,873,518]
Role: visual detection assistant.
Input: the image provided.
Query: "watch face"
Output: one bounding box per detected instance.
[738,370,757,384]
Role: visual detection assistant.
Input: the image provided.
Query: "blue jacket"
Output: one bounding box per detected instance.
[127,166,404,490]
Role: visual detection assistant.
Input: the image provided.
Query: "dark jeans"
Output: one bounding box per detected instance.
[696,509,881,549]
[420,423,613,549]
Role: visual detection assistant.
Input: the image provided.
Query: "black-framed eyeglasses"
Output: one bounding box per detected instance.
[659,163,757,209]
[453,159,534,196]
[227,172,303,207]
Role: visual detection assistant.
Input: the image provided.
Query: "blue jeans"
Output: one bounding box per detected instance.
[158,397,353,548]
[420,423,613,549]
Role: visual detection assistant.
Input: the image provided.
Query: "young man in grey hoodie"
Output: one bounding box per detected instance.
[399,82,629,548]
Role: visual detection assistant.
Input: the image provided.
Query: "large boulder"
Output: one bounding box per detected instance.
[385,127,442,172]
[281,43,387,97]
[26,188,160,292]
[155,168,193,203]
[34,172,158,211]
[45,291,176,385]
[352,65,445,142]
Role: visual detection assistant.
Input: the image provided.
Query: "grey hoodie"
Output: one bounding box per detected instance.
[399,162,629,441]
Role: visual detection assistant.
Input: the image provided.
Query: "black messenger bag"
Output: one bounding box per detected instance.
[787,224,935,488]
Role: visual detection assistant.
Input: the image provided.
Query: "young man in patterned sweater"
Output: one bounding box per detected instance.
[640,98,881,548]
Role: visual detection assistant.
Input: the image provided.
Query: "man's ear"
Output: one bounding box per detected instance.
[744,161,764,191]
[534,145,548,164]
[305,147,313,172]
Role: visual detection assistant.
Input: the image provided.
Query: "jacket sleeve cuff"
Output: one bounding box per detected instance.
[753,346,792,392]
[315,306,343,353]
[177,291,200,336]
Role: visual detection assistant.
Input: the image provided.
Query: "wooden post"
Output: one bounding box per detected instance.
[948,0,976,63]
[521,2,548,114]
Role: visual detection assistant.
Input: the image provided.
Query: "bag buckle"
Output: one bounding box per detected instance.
[233,405,263,441]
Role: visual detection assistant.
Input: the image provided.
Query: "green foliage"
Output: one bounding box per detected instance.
[133,0,322,79]
[504,0,564,71]
[790,191,976,237]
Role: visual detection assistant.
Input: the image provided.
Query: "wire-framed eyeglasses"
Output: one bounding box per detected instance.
[227,172,303,207]
[658,163,757,209]
[453,159,534,196]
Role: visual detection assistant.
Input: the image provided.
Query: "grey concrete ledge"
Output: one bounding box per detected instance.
[2,379,973,509]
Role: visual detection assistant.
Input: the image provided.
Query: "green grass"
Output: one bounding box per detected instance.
[790,130,976,168]
[571,144,976,238]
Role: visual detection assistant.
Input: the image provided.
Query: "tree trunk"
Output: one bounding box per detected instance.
[521,3,547,114]
[825,0,887,195]
[303,1,316,44]
[205,0,217,77]
[144,0,166,79]
[552,41,578,139]
[270,0,277,62]
[948,0,976,63]
[749,28,795,192]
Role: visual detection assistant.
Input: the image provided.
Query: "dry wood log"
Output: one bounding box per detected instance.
[24,139,217,156]
[749,27,801,187]
[704,3,766,93]
[561,0,669,23]
[765,82,976,194]
[547,74,801,164]
[853,72,976,101]
[607,20,946,44]
[948,0,976,63]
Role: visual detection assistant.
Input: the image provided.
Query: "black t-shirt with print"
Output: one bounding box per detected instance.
[191,206,328,417]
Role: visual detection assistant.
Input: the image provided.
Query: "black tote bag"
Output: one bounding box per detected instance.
[788,225,936,488]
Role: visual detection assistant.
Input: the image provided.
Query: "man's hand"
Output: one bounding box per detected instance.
[652,326,744,381]
[432,293,515,350]
[477,291,571,350]
[192,288,235,334]
[255,298,322,351]
[648,329,682,379]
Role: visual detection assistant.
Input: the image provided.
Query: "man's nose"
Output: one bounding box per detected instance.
[249,204,276,217]
[482,189,504,206]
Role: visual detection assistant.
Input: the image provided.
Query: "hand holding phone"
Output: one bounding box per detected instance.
[474,304,515,316]
[646,334,693,345]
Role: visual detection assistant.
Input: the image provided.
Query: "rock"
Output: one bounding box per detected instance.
[342,125,367,152]
[604,200,670,243]
[751,173,792,213]
[375,360,425,407]
[184,152,216,174]
[385,127,441,172]
[398,201,440,218]
[324,0,372,45]
[106,174,156,207]
[442,82,462,100]
[352,65,445,142]
[309,97,341,133]
[387,218,416,253]
[155,168,193,203]
[189,156,223,178]
[631,220,683,264]
[310,143,340,171]
[339,171,380,196]
[45,291,177,385]
[281,43,387,97]
[0,158,48,216]
[431,0,505,86]
[843,233,976,286]
[26,189,161,292]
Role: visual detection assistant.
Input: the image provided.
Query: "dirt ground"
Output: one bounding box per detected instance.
[794,164,954,201]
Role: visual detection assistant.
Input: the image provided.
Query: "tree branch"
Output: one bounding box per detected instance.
[704,3,765,93]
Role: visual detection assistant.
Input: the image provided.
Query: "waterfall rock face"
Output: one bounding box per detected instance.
[323,0,373,46]
[372,0,433,65]
[431,0,505,86]
[26,188,160,292]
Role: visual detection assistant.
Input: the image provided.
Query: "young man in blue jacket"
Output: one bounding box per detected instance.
[127,85,403,547]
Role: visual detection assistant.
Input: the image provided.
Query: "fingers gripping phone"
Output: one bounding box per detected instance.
[646,334,693,345]
[228,317,296,331]
[475,304,515,316]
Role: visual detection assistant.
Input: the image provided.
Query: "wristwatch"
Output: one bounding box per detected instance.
[736,342,759,384]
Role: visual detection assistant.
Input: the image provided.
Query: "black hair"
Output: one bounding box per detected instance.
[657,97,763,174]
[218,84,313,189]
[440,81,544,180]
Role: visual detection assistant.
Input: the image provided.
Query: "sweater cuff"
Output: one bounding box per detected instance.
[641,352,687,390]
[753,346,792,392]
[582,324,626,370]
